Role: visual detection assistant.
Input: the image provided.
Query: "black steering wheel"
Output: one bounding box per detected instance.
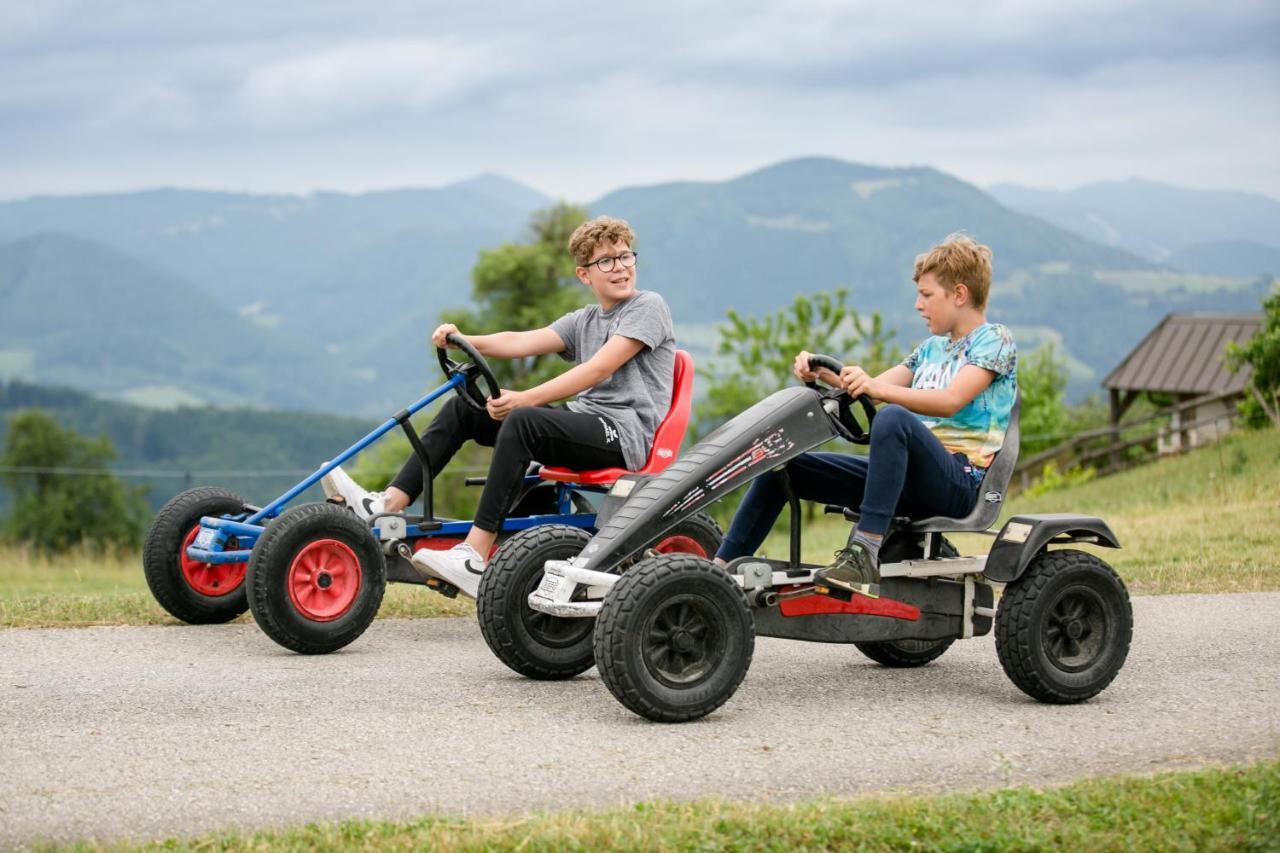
[804,353,877,445]
[436,333,501,412]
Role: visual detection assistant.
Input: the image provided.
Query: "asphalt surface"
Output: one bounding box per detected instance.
[2,591,1278,846]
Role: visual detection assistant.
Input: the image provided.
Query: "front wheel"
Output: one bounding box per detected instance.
[476,525,596,679]
[594,554,754,722]
[143,487,251,624]
[245,503,386,654]
[995,549,1132,703]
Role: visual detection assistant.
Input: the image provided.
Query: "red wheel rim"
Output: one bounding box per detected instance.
[287,539,363,622]
[654,534,707,558]
[179,526,245,597]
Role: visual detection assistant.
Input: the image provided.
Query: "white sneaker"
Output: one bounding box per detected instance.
[411,543,487,599]
[320,464,386,522]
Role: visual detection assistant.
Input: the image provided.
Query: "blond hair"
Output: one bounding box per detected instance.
[568,216,636,267]
[913,233,993,310]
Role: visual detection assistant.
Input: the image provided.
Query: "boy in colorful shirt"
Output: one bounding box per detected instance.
[714,233,1017,596]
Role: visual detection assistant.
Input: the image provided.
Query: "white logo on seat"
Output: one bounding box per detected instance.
[657,448,674,459]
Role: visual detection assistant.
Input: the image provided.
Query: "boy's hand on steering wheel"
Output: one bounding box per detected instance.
[431,323,461,350]
[486,389,530,421]
[793,351,819,383]
[840,365,885,400]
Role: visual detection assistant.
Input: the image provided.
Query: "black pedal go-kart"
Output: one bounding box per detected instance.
[498,354,1133,722]
[142,338,720,655]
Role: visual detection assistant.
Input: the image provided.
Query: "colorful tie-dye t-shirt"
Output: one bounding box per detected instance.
[902,323,1017,474]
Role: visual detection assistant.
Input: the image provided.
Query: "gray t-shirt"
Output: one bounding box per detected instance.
[549,290,676,470]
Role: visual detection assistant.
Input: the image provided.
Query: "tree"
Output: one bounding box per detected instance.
[441,202,590,388]
[1227,285,1280,428]
[0,410,149,552]
[691,289,900,441]
[1017,343,1070,456]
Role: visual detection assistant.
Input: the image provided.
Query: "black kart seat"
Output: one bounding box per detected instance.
[901,392,1021,534]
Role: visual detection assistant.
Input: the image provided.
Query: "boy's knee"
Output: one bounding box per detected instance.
[495,407,537,442]
[871,404,913,437]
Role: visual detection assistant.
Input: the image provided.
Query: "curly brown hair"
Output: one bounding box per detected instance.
[568,216,636,267]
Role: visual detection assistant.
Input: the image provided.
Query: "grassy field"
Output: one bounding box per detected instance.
[56,760,1278,851]
[762,425,1280,596]
[3,426,1277,629]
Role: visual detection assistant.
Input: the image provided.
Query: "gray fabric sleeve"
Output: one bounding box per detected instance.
[613,291,672,351]
[549,308,583,362]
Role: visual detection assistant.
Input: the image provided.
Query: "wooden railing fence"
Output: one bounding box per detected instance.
[1012,390,1241,491]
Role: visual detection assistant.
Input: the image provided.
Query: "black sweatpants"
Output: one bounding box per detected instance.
[388,395,626,532]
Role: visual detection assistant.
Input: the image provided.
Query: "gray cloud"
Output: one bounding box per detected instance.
[2,0,1277,200]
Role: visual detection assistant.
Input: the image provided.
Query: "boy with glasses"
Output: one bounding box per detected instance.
[715,234,1017,597]
[323,216,675,597]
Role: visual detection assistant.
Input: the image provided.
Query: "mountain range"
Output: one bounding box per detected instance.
[0,160,1274,413]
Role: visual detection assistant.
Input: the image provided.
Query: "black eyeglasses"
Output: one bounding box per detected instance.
[584,251,638,273]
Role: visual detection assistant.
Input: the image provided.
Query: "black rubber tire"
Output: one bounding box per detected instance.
[594,554,754,722]
[855,637,955,667]
[245,502,386,655]
[143,486,251,624]
[853,532,958,667]
[476,525,595,680]
[645,511,724,560]
[995,549,1132,703]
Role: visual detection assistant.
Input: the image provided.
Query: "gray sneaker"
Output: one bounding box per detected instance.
[814,543,880,599]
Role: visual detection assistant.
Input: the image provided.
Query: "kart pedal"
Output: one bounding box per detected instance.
[424,577,460,599]
[813,581,880,601]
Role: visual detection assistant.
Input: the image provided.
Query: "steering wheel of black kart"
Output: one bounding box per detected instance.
[804,353,877,445]
[436,334,501,412]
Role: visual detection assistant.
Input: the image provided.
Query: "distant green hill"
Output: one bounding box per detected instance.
[0,380,378,511]
[988,179,1280,268]
[2,160,1271,408]
[595,157,1150,323]
[1166,240,1280,278]
[0,233,384,411]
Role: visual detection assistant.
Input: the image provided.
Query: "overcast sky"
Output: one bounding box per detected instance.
[3,0,1278,201]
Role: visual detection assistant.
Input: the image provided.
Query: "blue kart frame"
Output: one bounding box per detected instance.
[141,336,719,655]
[185,369,596,568]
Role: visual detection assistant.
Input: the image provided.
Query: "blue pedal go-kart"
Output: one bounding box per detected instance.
[142,336,720,654]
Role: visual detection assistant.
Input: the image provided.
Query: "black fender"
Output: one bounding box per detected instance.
[985,514,1121,583]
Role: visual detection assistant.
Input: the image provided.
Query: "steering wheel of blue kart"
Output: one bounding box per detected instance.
[437,334,501,412]
[805,354,877,445]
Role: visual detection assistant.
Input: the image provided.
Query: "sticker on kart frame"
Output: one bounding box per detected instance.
[1001,521,1033,543]
[537,566,568,598]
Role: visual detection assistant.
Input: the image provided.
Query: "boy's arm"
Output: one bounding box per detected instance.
[844,364,996,418]
[486,335,646,418]
[433,323,565,358]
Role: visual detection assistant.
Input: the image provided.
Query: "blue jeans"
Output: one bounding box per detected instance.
[717,404,980,560]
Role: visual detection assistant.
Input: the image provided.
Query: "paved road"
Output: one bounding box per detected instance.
[2,592,1278,846]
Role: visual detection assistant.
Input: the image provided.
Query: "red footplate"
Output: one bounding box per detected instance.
[778,587,920,620]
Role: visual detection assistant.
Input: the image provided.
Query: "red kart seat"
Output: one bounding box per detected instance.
[539,349,694,486]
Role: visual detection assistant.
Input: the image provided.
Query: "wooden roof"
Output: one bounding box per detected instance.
[1103,314,1262,395]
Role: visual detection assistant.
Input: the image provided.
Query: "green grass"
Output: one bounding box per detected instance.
[52,760,1279,851]
[4,427,1277,629]
[0,545,471,629]
[761,426,1280,596]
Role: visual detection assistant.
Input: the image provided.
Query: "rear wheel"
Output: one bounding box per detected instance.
[647,511,723,560]
[476,525,595,679]
[143,487,250,624]
[594,554,754,722]
[996,549,1132,703]
[853,532,958,667]
[246,503,386,654]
